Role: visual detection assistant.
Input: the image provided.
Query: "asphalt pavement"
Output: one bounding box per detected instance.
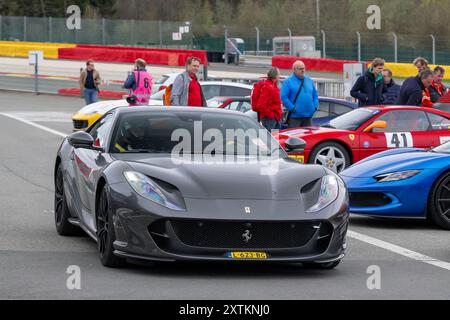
[0,91,449,300]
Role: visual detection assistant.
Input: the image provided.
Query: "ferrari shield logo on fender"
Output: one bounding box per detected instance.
[349,134,355,141]
[245,207,251,214]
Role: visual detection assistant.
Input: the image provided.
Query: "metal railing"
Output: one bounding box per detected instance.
[1,16,449,65]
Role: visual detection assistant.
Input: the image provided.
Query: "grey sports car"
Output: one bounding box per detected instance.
[54,107,349,268]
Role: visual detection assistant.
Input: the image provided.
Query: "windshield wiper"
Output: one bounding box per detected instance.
[321,124,336,129]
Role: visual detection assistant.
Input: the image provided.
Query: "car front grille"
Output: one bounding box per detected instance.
[349,192,392,207]
[73,120,88,130]
[150,220,332,250]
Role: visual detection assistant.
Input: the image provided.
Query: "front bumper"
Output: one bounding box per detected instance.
[341,172,434,218]
[107,182,349,263]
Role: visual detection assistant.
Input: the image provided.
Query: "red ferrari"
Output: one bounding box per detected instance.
[275,106,450,173]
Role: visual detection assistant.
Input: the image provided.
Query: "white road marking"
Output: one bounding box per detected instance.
[348,230,450,271]
[4,111,73,123]
[2,112,450,272]
[0,112,68,138]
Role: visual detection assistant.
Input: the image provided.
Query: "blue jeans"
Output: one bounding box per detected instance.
[83,88,98,105]
[261,118,280,132]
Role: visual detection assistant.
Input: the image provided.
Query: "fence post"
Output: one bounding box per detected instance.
[356,31,361,62]
[102,18,106,45]
[287,28,292,56]
[131,19,135,45]
[255,27,260,56]
[224,26,229,64]
[431,34,436,65]
[159,20,163,46]
[321,30,326,58]
[23,16,27,41]
[48,17,52,42]
[392,32,398,63]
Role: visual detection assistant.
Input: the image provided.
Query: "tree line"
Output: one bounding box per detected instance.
[1,0,450,36]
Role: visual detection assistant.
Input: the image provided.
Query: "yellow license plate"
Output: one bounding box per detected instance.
[289,155,304,163]
[228,252,268,259]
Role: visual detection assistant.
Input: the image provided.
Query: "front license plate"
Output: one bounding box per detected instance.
[289,155,304,163]
[227,252,268,259]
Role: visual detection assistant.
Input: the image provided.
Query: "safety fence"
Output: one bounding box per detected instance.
[1,16,450,65]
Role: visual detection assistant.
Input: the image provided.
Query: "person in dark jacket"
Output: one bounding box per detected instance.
[429,66,447,103]
[382,69,401,105]
[397,69,434,106]
[256,68,282,131]
[413,57,429,74]
[351,58,387,107]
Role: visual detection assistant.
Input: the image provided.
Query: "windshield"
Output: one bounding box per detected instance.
[110,112,283,157]
[432,141,450,154]
[155,75,169,84]
[328,108,378,131]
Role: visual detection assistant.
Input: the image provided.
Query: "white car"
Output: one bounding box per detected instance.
[149,81,253,106]
[72,82,253,130]
[152,73,179,93]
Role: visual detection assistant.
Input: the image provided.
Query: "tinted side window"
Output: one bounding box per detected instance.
[373,110,430,133]
[240,102,252,113]
[89,113,114,147]
[225,101,242,111]
[221,86,252,97]
[202,85,221,100]
[428,112,450,131]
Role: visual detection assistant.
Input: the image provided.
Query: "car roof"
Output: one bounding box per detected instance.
[212,96,251,101]
[362,105,450,116]
[114,106,245,116]
[199,81,253,89]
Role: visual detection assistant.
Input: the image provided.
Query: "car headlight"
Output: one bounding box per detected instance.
[375,170,422,182]
[307,175,339,213]
[124,171,185,211]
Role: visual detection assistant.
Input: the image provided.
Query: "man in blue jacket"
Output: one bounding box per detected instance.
[281,60,319,128]
[351,58,386,107]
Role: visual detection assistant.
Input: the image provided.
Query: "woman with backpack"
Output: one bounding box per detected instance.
[252,68,282,131]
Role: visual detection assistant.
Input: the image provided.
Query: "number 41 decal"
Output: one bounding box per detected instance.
[385,132,414,148]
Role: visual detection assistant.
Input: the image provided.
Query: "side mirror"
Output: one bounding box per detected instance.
[68,132,103,151]
[285,137,307,153]
[363,120,388,133]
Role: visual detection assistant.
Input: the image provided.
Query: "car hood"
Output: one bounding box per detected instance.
[275,127,352,147]
[278,127,350,138]
[113,154,326,200]
[341,150,449,178]
[77,100,128,116]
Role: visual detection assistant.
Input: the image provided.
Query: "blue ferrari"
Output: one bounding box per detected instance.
[340,142,450,229]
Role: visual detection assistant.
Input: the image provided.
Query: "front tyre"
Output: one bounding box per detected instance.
[96,186,127,268]
[428,172,450,230]
[54,165,82,236]
[309,142,350,173]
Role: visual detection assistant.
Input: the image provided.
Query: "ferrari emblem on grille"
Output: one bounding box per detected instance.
[242,230,253,243]
[244,207,251,214]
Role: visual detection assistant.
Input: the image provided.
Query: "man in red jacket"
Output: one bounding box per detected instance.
[256,68,282,131]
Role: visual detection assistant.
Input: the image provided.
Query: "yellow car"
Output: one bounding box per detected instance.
[72,100,129,131]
